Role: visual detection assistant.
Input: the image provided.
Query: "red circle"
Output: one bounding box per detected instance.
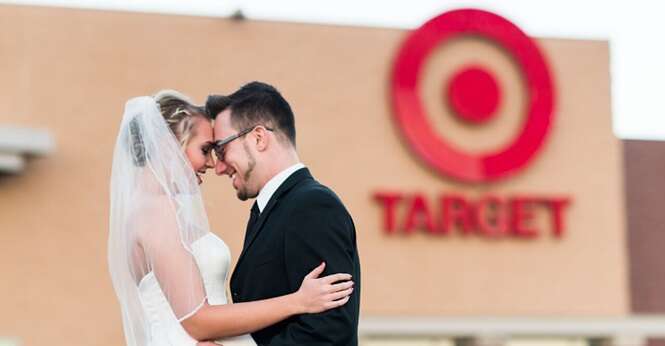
[447,66,501,124]
[391,9,555,182]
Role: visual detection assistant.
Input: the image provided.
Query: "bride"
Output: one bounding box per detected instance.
[108,91,354,346]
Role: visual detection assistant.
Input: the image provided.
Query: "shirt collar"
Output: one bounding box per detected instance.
[256,163,305,213]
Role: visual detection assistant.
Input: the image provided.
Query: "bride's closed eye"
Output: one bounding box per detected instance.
[201,143,214,156]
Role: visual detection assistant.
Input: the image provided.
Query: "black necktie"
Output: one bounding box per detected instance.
[243,202,260,247]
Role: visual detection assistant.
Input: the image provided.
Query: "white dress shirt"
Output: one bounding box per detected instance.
[256,163,306,213]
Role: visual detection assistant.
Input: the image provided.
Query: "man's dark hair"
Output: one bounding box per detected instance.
[206,81,296,146]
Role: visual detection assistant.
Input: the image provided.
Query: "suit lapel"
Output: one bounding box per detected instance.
[235,168,313,271]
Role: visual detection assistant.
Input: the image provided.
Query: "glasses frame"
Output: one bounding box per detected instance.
[213,125,274,161]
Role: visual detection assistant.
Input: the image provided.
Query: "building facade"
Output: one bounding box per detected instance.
[0,4,664,346]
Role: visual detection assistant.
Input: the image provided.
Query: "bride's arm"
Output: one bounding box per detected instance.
[181,262,353,341]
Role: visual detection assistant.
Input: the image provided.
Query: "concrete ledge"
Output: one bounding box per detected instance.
[0,153,25,173]
[359,316,665,338]
[0,126,54,174]
[0,126,54,156]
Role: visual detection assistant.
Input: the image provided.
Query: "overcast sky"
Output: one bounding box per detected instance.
[3,0,664,140]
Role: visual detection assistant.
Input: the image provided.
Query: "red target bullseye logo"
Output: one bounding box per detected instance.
[391,8,555,182]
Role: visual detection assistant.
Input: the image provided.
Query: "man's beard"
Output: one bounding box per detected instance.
[236,142,257,201]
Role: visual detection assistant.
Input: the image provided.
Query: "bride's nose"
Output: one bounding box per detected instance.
[205,152,215,169]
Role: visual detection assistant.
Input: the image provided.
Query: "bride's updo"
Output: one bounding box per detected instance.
[127,90,208,167]
[153,90,208,148]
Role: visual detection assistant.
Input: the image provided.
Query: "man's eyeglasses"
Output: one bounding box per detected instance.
[213,125,274,161]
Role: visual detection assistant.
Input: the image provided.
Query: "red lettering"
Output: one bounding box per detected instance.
[545,197,571,237]
[373,192,402,233]
[511,197,538,238]
[373,191,572,239]
[439,194,474,234]
[476,195,508,237]
[403,194,435,233]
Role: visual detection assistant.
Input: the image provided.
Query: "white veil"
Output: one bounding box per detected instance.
[108,96,210,345]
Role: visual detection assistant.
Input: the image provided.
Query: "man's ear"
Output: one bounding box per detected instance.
[254,126,270,152]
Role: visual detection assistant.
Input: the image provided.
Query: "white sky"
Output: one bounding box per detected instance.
[2,0,664,140]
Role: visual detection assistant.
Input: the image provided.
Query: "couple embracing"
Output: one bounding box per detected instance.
[108,82,361,345]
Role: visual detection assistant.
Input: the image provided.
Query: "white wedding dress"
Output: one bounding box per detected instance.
[109,97,257,346]
[138,232,257,346]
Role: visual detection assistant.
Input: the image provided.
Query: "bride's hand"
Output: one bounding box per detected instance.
[294,262,354,314]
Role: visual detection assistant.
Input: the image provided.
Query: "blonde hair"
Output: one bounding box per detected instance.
[153,89,207,147]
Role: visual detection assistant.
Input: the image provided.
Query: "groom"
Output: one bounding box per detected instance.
[206,82,361,345]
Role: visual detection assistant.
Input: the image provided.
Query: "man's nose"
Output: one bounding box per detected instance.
[215,159,228,176]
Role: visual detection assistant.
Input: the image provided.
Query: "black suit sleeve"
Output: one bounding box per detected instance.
[268,188,359,345]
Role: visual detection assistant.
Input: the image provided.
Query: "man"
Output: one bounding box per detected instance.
[206,81,361,345]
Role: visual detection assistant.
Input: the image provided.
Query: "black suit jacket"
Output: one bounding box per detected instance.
[230,168,361,346]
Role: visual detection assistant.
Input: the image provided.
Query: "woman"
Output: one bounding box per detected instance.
[108,91,354,346]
